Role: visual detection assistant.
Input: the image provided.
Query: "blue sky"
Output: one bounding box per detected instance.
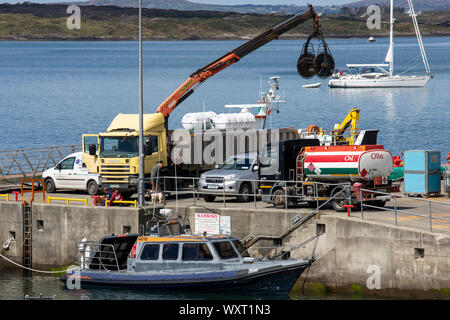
[0,1,352,5]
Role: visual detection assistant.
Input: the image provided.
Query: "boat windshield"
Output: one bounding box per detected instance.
[100,136,138,158]
[218,157,255,170]
[232,240,250,257]
[213,241,238,259]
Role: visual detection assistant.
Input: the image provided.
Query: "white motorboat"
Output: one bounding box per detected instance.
[302,82,322,88]
[329,0,431,88]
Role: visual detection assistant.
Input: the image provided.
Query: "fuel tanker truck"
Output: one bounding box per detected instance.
[259,140,400,211]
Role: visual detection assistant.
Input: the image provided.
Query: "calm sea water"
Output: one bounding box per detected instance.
[0,38,449,300]
[0,37,449,161]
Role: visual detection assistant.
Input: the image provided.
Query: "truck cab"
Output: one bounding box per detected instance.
[259,139,320,206]
[81,113,168,197]
[43,152,100,195]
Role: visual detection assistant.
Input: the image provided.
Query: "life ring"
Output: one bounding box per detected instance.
[307,125,321,135]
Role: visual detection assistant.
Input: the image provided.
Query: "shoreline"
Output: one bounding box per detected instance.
[1,33,450,42]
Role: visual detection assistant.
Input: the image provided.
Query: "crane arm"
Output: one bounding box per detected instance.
[156,5,319,118]
[333,108,360,144]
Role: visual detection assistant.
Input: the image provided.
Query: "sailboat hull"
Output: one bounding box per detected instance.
[329,75,430,88]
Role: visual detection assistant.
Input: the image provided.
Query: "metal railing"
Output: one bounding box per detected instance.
[75,241,120,271]
[0,145,81,182]
[156,175,351,210]
[359,188,450,234]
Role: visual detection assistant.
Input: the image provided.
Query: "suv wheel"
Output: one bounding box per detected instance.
[203,195,216,202]
[238,183,252,202]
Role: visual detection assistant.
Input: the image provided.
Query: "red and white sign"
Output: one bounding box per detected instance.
[195,213,220,235]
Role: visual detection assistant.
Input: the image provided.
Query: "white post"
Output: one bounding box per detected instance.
[138,0,145,207]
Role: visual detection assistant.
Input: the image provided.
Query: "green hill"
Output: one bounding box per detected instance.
[1,3,449,40]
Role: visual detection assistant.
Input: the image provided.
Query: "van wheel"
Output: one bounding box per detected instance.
[272,189,286,209]
[87,180,99,195]
[203,195,216,202]
[238,183,252,202]
[45,178,56,193]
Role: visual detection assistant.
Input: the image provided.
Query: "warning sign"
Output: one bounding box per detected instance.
[195,213,220,235]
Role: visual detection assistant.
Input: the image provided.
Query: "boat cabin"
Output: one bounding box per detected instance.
[128,235,251,272]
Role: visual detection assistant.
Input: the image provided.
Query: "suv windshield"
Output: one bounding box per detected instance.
[218,157,254,170]
[100,136,138,158]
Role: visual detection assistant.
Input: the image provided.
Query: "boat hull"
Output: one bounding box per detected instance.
[60,261,310,293]
[328,75,430,88]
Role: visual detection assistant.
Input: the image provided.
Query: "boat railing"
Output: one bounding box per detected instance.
[75,241,121,271]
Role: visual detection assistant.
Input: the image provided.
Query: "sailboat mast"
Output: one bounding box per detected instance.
[389,0,394,76]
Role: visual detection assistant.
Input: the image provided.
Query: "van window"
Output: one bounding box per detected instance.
[60,157,75,170]
[162,243,179,260]
[213,241,238,259]
[182,243,213,261]
[140,244,160,260]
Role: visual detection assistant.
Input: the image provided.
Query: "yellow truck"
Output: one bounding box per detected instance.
[82,113,168,197]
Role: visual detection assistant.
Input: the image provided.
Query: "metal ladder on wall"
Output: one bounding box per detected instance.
[22,204,32,274]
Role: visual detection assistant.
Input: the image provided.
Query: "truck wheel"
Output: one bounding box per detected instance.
[372,200,386,208]
[272,189,286,209]
[238,183,252,202]
[45,178,56,193]
[87,180,99,195]
[330,186,350,212]
[203,195,216,202]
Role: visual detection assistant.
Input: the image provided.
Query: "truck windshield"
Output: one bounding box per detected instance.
[219,157,254,170]
[100,137,139,158]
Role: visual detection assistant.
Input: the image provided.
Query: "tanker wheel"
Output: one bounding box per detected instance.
[272,189,286,209]
[330,186,350,212]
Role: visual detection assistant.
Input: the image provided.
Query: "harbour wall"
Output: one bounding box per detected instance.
[0,201,449,296]
[0,201,140,269]
[167,205,450,295]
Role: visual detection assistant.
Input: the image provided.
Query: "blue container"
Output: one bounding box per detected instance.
[404,150,441,196]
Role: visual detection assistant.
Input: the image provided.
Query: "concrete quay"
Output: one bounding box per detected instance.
[0,191,449,298]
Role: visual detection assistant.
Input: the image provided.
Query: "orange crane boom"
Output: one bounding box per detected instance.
[156,5,319,119]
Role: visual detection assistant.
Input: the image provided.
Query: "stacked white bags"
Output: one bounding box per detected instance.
[181,111,256,130]
[181,112,217,130]
[212,112,256,130]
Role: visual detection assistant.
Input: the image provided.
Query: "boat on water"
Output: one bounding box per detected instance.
[302,82,322,88]
[60,219,312,293]
[368,37,375,43]
[181,76,286,131]
[329,0,432,88]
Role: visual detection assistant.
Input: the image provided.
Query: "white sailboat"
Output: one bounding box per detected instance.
[329,0,431,88]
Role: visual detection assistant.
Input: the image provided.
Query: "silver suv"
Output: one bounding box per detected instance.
[198,153,259,202]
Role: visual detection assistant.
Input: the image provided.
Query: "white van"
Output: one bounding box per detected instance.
[42,152,100,195]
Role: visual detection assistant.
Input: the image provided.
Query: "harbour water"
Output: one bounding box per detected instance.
[0,37,449,161]
[0,37,449,300]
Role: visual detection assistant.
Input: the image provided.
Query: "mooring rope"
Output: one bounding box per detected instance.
[0,252,77,274]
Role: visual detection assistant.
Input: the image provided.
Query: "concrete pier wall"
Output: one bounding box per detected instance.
[166,205,450,293]
[0,201,140,269]
[1,201,449,294]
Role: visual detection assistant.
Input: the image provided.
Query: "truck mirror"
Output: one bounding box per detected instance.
[88,144,96,156]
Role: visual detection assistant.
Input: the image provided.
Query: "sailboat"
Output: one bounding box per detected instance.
[328,0,431,88]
